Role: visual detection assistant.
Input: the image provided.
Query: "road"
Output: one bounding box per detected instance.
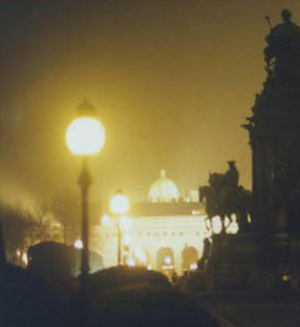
[191,292,300,327]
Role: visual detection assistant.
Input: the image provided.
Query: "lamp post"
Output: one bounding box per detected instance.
[66,99,105,278]
[110,190,130,266]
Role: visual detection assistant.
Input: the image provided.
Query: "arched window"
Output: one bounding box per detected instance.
[156,247,175,273]
[181,246,198,271]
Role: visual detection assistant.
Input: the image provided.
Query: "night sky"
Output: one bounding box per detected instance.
[0,1,299,211]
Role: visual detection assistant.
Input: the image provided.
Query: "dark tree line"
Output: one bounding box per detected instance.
[0,200,63,264]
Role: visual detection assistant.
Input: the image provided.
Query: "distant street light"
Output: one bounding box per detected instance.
[74,238,83,250]
[110,190,130,266]
[66,99,105,278]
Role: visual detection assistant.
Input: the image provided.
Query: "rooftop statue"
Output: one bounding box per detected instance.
[264,9,300,86]
[245,10,300,122]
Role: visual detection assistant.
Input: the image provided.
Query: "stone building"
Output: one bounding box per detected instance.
[91,170,207,275]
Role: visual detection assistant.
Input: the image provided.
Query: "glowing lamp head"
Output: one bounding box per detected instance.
[66,117,105,156]
[66,100,105,156]
[110,191,130,215]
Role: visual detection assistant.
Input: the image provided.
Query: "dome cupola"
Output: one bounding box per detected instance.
[148,170,180,203]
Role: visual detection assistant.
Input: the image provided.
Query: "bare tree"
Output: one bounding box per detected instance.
[0,200,63,265]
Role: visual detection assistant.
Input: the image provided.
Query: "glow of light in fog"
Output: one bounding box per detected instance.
[190,263,198,270]
[66,117,105,156]
[74,239,83,249]
[110,193,130,216]
[127,258,135,267]
[101,214,110,226]
[164,256,172,265]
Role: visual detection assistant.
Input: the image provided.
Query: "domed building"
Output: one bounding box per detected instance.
[92,170,207,276]
[148,170,180,203]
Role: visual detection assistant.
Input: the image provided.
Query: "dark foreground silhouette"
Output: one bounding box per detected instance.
[0,264,221,327]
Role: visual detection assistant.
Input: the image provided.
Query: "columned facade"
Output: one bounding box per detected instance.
[92,213,206,275]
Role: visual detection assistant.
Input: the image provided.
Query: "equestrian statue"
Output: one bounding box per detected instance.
[199,161,252,234]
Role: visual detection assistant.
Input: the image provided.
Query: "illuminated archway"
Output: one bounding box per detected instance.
[157,247,175,273]
[181,246,198,271]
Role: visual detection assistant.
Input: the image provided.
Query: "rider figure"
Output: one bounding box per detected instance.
[223,161,239,188]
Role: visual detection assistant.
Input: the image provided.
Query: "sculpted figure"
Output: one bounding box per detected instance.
[264,10,300,85]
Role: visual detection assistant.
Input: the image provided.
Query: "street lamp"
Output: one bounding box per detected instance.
[66,99,105,278]
[110,190,130,266]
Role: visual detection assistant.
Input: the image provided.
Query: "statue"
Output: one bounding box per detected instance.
[246,10,300,234]
[264,9,300,86]
[223,160,239,188]
[199,162,252,234]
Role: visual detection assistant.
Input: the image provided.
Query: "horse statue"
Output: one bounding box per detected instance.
[199,164,252,234]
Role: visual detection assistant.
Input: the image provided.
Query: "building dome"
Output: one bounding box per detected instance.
[148,170,180,203]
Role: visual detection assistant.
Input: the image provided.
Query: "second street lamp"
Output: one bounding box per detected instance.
[110,190,130,266]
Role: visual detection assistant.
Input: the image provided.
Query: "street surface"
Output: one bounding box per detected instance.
[191,291,300,327]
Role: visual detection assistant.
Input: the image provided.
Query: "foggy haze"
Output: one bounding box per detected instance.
[0,1,298,211]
